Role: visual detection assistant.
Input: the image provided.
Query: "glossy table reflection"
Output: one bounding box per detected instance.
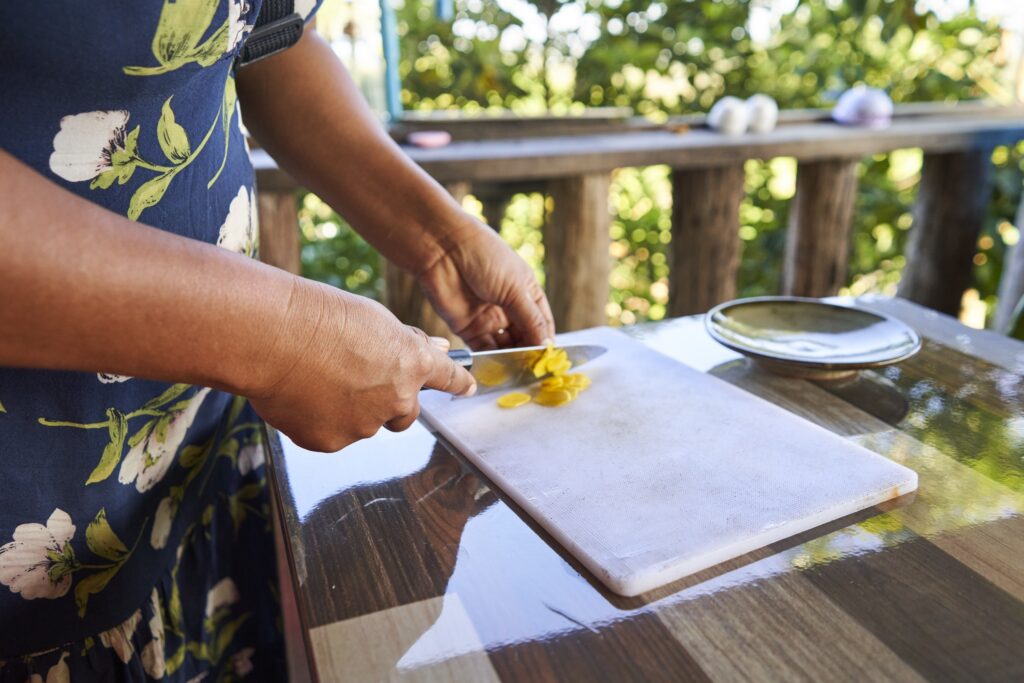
[266,296,1024,682]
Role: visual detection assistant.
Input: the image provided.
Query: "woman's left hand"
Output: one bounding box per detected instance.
[417,217,555,350]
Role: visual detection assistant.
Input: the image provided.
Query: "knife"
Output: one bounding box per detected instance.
[447,344,607,395]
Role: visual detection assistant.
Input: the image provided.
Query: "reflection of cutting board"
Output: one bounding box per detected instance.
[419,327,917,596]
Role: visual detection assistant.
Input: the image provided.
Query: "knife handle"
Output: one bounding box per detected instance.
[448,348,473,368]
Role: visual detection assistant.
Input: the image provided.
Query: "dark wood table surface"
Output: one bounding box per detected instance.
[266,296,1024,682]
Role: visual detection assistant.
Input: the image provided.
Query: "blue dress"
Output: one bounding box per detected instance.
[0,1,319,679]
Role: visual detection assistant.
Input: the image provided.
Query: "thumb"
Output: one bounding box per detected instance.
[422,344,477,396]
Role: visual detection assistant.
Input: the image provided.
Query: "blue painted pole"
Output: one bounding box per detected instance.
[436,0,453,21]
[379,0,403,121]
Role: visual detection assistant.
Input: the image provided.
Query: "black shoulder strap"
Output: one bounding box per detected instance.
[235,0,304,68]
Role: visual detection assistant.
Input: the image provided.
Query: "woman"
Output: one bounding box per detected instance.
[0,1,554,679]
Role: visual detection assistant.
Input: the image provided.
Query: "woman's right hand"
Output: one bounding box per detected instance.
[247,279,476,452]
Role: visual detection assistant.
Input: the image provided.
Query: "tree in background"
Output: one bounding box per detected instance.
[301,0,1023,326]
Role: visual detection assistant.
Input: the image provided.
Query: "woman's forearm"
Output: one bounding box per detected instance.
[236,28,468,275]
[0,150,305,394]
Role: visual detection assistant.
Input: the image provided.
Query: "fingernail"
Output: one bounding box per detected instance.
[430,336,451,349]
[542,337,554,346]
[463,382,477,397]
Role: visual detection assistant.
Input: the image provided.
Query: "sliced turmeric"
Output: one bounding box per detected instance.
[496,345,592,409]
[497,392,532,408]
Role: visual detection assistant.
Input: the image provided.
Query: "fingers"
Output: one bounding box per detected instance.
[384,406,420,433]
[421,342,477,396]
[454,305,509,349]
[504,279,556,347]
[464,333,498,351]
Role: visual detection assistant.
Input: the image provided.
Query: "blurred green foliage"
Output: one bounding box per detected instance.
[300,0,1024,326]
[298,192,382,298]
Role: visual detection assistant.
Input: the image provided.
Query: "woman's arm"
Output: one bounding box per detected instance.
[236,29,555,349]
[0,150,474,450]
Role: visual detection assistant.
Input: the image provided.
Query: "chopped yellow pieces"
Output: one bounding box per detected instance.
[562,373,591,389]
[496,345,592,409]
[530,344,574,378]
[535,388,574,406]
[497,392,532,408]
[475,360,510,387]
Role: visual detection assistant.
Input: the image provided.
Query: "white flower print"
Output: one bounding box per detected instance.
[186,674,209,683]
[217,186,257,256]
[118,388,211,493]
[99,609,141,663]
[142,589,167,678]
[27,651,69,683]
[142,639,166,679]
[48,110,129,182]
[149,587,164,639]
[227,0,256,54]
[237,443,265,476]
[232,647,255,678]
[205,577,239,618]
[0,508,76,600]
[150,496,178,550]
[295,0,316,20]
[97,373,132,384]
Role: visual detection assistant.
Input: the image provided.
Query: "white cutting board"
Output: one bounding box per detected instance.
[419,327,917,596]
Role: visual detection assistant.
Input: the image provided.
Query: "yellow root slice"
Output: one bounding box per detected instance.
[531,344,556,378]
[532,344,574,378]
[475,361,510,387]
[562,373,591,389]
[497,392,532,408]
[535,388,574,406]
[499,345,592,408]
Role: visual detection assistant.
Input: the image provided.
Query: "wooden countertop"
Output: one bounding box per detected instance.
[266,296,1024,682]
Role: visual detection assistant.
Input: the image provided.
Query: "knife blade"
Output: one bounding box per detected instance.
[447,344,607,395]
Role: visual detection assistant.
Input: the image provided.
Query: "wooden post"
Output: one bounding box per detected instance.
[258,190,301,274]
[381,182,470,343]
[669,164,746,316]
[783,158,860,297]
[898,149,993,315]
[995,199,1024,333]
[545,173,612,331]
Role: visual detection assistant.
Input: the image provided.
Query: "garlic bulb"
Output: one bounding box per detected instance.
[746,94,779,134]
[832,86,894,128]
[708,96,750,136]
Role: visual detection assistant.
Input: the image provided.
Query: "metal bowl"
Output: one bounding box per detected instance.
[704,297,921,380]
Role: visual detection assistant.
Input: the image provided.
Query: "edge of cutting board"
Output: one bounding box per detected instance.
[420,327,920,598]
[427,417,917,597]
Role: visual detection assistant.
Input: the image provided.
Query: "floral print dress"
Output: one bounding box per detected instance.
[0,1,318,680]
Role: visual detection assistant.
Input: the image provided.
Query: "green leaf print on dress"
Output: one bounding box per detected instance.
[0,508,142,617]
[49,76,238,220]
[157,98,192,163]
[85,509,131,562]
[38,384,209,488]
[73,508,146,617]
[122,0,253,76]
[86,408,128,485]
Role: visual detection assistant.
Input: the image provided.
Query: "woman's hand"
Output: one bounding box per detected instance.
[248,280,476,452]
[418,217,556,350]
[237,33,554,351]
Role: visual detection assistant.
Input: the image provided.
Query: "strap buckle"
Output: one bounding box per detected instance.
[235,13,304,68]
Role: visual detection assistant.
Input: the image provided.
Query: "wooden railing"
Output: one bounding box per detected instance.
[252,103,1024,336]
